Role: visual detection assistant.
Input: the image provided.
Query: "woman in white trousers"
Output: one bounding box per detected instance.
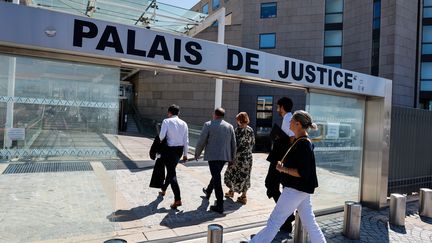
[250,110,326,243]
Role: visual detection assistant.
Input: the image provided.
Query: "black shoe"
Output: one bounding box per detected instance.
[279,223,292,233]
[202,187,210,199]
[210,205,224,214]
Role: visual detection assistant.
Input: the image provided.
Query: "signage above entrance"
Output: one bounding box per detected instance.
[0,3,389,97]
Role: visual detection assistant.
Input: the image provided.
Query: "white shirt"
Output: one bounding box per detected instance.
[281,112,295,137]
[159,115,189,156]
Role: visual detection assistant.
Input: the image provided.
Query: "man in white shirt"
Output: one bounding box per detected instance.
[159,104,189,209]
[265,97,296,233]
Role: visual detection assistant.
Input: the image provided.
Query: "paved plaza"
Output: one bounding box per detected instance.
[0,135,430,243]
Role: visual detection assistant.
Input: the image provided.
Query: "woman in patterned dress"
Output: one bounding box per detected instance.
[224,112,255,204]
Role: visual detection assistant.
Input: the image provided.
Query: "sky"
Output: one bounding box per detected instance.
[158,0,200,9]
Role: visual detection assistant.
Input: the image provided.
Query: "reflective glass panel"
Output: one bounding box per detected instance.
[423,26,432,42]
[324,47,342,57]
[424,7,432,18]
[259,33,276,49]
[212,0,220,10]
[325,0,343,13]
[0,54,119,242]
[422,44,432,54]
[202,3,209,14]
[421,80,432,91]
[421,62,432,79]
[307,93,365,210]
[325,13,343,23]
[261,2,277,18]
[425,0,432,7]
[325,30,343,46]
[257,96,273,110]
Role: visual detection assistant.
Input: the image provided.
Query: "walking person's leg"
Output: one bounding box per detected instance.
[250,187,308,243]
[296,194,326,243]
[165,148,182,208]
[208,160,226,212]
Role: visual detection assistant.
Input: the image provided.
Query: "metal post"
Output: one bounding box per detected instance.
[419,188,432,218]
[294,213,308,243]
[4,57,16,150]
[214,8,225,109]
[389,193,406,226]
[207,224,223,243]
[343,201,362,240]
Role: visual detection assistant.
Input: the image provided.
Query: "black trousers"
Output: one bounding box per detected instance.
[265,162,295,231]
[205,160,226,207]
[161,146,183,201]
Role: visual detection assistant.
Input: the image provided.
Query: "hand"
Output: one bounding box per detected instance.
[182,155,188,162]
[276,161,284,173]
[194,155,199,161]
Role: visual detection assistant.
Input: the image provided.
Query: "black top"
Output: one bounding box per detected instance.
[280,136,319,194]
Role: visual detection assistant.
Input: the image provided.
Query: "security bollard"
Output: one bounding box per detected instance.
[420,188,432,218]
[207,224,223,243]
[390,193,406,226]
[294,213,308,243]
[342,201,362,240]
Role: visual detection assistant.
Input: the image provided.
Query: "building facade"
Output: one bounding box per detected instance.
[192,0,432,110]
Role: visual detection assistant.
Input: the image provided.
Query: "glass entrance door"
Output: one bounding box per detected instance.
[307,92,365,210]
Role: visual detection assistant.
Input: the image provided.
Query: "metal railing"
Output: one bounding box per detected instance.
[388,106,432,195]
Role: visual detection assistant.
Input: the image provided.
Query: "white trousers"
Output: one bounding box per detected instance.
[250,187,326,243]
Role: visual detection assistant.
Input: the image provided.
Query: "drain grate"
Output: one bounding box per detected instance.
[102,160,120,171]
[2,162,93,174]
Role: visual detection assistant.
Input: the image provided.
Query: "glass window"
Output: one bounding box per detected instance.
[325,13,343,23]
[425,0,432,7]
[421,62,432,79]
[257,96,273,110]
[324,30,343,46]
[324,47,342,56]
[0,54,119,156]
[212,0,220,10]
[325,63,342,68]
[422,44,432,54]
[307,92,365,210]
[423,26,432,43]
[261,2,277,18]
[259,33,276,49]
[373,1,381,17]
[424,7,432,18]
[325,0,343,13]
[202,3,209,14]
[421,80,432,91]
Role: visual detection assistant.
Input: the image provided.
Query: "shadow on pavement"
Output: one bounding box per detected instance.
[159,197,243,229]
[420,215,432,224]
[107,196,169,222]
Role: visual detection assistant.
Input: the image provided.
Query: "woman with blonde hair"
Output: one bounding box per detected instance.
[223,112,255,204]
[250,110,326,243]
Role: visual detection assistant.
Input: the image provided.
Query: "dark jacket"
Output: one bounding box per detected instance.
[149,136,166,189]
[266,123,291,164]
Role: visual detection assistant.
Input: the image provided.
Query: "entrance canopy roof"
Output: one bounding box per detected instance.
[29,0,207,35]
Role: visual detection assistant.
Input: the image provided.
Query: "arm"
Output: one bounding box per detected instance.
[230,126,236,161]
[183,124,189,159]
[276,162,301,177]
[159,120,167,141]
[195,123,209,159]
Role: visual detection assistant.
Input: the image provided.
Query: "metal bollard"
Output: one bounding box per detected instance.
[420,188,432,218]
[207,224,223,243]
[342,201,362,240]
[389,193,406,226]
[294,213,308,243]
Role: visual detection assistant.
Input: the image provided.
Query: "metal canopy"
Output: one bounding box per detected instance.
[29,0,207,34]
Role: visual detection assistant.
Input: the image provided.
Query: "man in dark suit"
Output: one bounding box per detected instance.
[265,97,295,233]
